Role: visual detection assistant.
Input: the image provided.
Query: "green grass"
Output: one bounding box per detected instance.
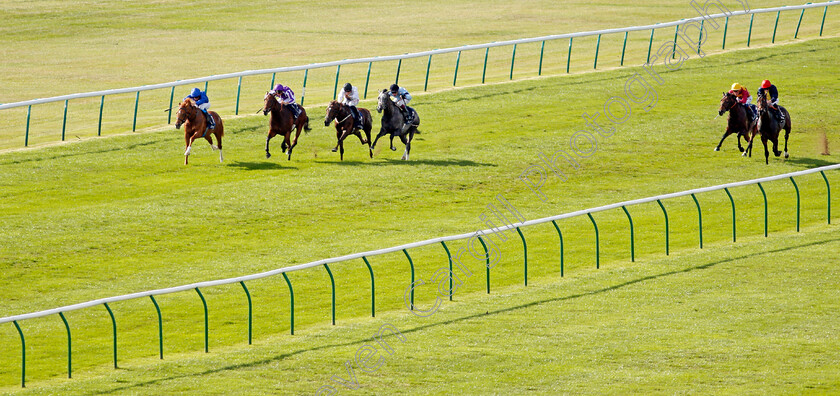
[1,27,840,396]
[1,0,839,149]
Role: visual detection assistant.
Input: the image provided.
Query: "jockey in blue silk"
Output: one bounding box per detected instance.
[184,87,215,129]
[339,82,363,129]
[756,79,784,124]
[270,84,303,120]
[389,83,414,128]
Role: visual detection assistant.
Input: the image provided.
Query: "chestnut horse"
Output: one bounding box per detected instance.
[174,98,224,165]
[262,93,311,160]
[715,92,756,153]
[324,101,373,161]
[744,92,792,164]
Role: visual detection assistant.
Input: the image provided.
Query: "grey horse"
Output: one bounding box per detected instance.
[372,89,420,160]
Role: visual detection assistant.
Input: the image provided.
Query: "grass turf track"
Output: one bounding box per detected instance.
[0,11,840,396]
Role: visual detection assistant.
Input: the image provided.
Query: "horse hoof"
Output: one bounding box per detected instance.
[784,152,789,158]
[266,153,271,159]
[390,146,397,151]
[714,147,720,152]
[738,147,744,153]
[741,152,747,157]
[331,147,338,152]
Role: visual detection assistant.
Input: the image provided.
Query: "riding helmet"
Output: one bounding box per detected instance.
[190,87,201,97]
[731,83,742,91]
[343,83,352,92]
[761,80,772,89]
[389,83,399,93]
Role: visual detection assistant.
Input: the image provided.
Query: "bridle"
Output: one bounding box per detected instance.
[327,103,352,124]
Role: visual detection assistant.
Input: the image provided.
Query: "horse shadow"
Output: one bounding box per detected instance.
[315,158,497,167]
[784,156,838,168]
[226,161,296,170]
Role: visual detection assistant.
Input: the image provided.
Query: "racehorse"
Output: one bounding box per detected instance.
[744,91,792,164]
[174,98,224,165]
[715,92,756,153]
[324,101,373,161]
[262,92,311,160]
[372,89,420,160]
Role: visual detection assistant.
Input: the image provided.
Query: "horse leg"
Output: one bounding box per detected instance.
[266,132,275,159]
[371,128,387,150]
[762,136,770,165]
[354,130,366,145]
[784,116,791,158]
[283,132,292,156]
[399,134,409,160]
[339,139,345,161]
[772,135,781,157]
[288,127,302,161]
[365,126,373,158]
[715,130,732,152]
[185,132,200,165]
[216,132,224,162]
[332,128,342,152]
[389,134,397,151]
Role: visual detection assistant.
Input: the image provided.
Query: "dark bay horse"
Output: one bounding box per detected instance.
[324,101,372,161]
[372,89,420,160]
[715,92,756,153]
[744,92,792,164]
[174,98,224,165]
[262,93,311,160]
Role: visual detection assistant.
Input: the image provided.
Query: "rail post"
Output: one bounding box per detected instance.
[282,273,295,335]
[673,22,680,59]
[270,72,276,90]
[723,17,729,49]
[98,95,105,135]
[13,321,25,388]
[821,171,831,224]
[440,242,453,301]
[61,100,68,141]
[724,188,736,242]
[647,28,655,63]
[25,105,31,147]
[333,64,341,101]
[698,19,704,54]
[567,37,573,73]
[482,47,489,83]
[773,11,781,43]
[691,193,703,249]
[821,5,829,36]
[104,303,118,368]
[594,34,601,69]
[132,91,140,132]
[657,199,670,255]
[539,40,546,75]
[395,58,402,85]
[790,177,801,232]
[362,257,375,316]
[204,81,208,93]
[195,288,208,352]
[795,6,807,39]
[239,282,252,344]
[403,249,415,309]
[587,213,600,269]
[551,220,564,277]
[235,76,242,115]
[59,312,71,378]
[622,206,635,262]
[302,69,309,105]
[363,62,371,99]
[324,264,336,325]
[453,51,461,86]
[510,44,517,79]
[758,182,768,237]
[150,295,163,359]
[620,31,628,66]
[478,236,490,293]
[516,227,528,286]
[747,14,754,47]
[424,55,432,91]
[167,87,174,124]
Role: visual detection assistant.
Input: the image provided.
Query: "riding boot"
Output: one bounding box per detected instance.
[203,109,215,129]
[292,104,301,122]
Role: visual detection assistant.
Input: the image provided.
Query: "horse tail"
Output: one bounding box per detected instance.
[303,116,311,134]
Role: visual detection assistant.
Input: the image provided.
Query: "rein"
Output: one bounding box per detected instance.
[330,104,352,124]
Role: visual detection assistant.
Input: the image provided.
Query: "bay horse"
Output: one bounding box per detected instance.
[324,101,373,161]
[715,92,756,153]
[174,98,224,165]
[372,89,420,160]
[262,92,311,160]
[744,92,792,164]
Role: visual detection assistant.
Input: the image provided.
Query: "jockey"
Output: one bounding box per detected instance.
[184,87,215,129]
[389,83,414,127]
[756,79,783,123]
[338,83,363,129]
[729,83,754,119]
[270,84,303,120]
